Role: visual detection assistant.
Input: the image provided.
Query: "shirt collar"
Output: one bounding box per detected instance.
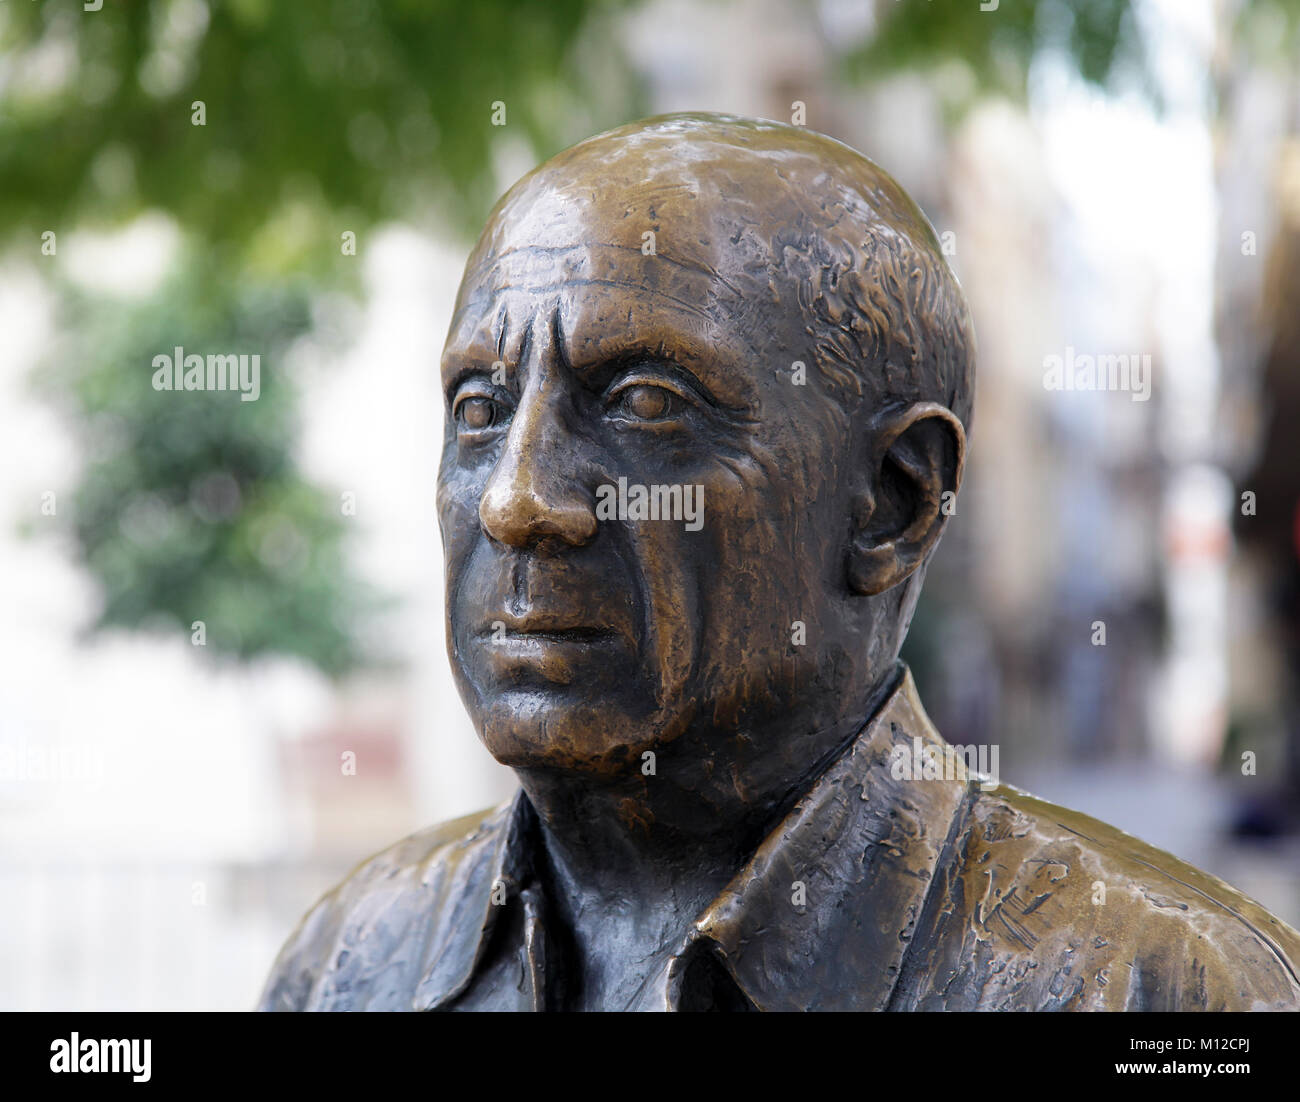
[416,664,972,1011]
[412,791,536,1010]
[685,664,973,1010]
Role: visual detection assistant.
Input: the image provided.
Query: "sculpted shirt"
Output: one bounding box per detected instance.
[260,667,1300,1011]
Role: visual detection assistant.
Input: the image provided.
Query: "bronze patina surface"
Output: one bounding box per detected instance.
[261,113,1300,1011]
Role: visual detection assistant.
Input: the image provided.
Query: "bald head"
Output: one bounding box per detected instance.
[454,112,975,435]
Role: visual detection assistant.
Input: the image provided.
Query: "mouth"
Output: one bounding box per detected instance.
[499,625,615,643]
[485,625,619,651]
[485,611,621,643]
[480,620,622,684]
[482,616,621,655]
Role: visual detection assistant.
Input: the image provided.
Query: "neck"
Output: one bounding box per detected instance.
[515,661,903,937]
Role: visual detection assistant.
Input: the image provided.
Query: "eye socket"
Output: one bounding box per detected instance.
[607,380,687,423]
[459,396,497,430]
[452,388,507,434]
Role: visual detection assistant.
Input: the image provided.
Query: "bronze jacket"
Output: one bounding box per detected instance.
[259,668,1300,1011]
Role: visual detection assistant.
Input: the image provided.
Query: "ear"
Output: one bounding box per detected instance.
[847,401,966,597]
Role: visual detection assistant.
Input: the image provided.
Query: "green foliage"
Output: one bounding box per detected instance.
[842,0,1154,114]
[1233,0,1300,69]
[843,0,1299,120]
[39,259,375,677]
[0,0,644,258]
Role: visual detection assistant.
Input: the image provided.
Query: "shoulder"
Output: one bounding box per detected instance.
[911,779,1300,1010]
[257,801,511,1011]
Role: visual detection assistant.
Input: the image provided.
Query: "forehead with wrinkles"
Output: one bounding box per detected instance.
[449,112,940,327]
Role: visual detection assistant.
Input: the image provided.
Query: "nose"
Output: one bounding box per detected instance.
[479,375,598,549]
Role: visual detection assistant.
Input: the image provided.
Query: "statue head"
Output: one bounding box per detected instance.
[438,113,974,792]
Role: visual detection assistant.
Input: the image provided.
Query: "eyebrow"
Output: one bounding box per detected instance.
[442,359,502,404]
[440,301,522,400]
[442,339,728,412]
[443,288,761,412]
[577,349,725,409]
[559,325,755,416]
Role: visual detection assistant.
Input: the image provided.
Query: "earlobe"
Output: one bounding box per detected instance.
[846,402,966,597]
[847,542,903,596]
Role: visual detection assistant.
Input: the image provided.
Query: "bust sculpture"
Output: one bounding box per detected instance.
[261,113,1300,1011]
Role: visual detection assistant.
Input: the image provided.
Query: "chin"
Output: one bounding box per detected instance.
[471,691,694,778]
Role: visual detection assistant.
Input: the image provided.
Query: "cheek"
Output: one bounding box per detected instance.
[437,471,483,571]
[691,460,840,664]
[620,522,699,705]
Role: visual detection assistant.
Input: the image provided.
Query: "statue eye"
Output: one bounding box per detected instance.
[609,382,682,422]
[453,393,503,432]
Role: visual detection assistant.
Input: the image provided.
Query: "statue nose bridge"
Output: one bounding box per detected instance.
[479,372,597,546]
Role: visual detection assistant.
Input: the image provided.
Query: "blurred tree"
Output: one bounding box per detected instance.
[0,0,644,262]
[842,0,1156,116]
[36,258,377,676]
[844,0,1296,121]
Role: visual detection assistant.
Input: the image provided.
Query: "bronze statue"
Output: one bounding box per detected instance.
[260,113,1300,1011]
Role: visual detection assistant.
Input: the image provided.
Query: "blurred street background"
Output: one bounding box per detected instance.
[2,0,1300,1009]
